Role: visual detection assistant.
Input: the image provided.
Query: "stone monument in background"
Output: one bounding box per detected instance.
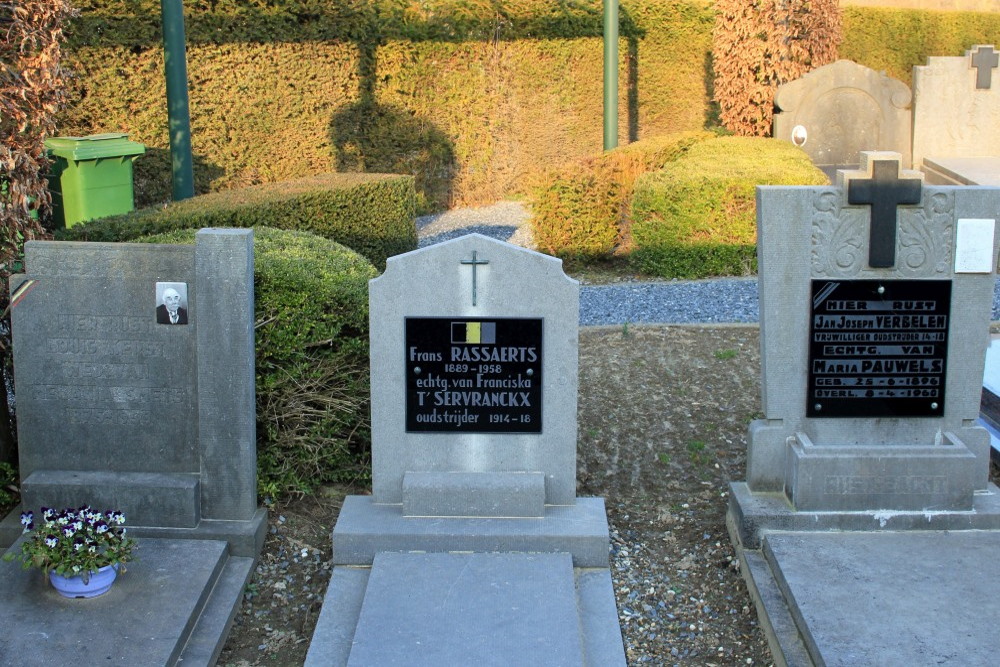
[773,59,912,177]
[914,44,1000,185]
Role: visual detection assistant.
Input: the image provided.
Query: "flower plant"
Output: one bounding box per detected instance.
[4,506,137,582]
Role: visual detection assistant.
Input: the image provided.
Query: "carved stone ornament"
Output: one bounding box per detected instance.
[811,189,953,278]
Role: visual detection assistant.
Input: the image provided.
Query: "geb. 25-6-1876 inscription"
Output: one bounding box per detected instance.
[807,279,951,418]
[405,317,542,433]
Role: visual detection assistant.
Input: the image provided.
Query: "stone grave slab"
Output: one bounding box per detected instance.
[773,59,912,176]
[308,234,624,665]
[0,538,253,665]
[744,531,1000,666]
[306,555,624,667]
[913,45,1000,176]
[979,335,1000,455]
[922,155,1000,186]
[349,552,583,666]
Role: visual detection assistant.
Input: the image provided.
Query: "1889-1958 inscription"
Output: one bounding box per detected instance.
[406,317,542,432]
[808,279,951,418]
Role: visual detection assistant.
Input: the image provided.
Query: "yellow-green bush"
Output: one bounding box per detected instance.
[529,131,714,258]
[139,227,378,496]
[58,173,417,268]
[630,136,827,278]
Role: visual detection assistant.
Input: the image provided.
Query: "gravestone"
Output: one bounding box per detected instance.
[913,45,1000,185]
[728,152,1000,665]
[773,60,912,177]
[0,230,266,664]
[306,234,624,666]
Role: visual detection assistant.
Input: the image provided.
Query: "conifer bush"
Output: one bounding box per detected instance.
[630,136,827,278]
[529,131,714,259]
[59,173,416,269]
[139,227,377,496]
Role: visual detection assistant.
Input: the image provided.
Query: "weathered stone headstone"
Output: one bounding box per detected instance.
[773,60,912,176]
[728,152,1000,665]
[913,45,1000,183]
[306,234,624,666]
[0,229,266,663]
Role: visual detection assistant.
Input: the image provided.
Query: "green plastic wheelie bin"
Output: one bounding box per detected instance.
[45,133,145,228]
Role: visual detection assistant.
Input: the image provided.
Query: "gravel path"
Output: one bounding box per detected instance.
[418,201,1000,324]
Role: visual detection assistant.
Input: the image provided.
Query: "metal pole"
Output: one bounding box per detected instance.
[603,0,619,151]
[161,0,194,200]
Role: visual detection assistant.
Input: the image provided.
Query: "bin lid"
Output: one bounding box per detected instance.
[45,133,146,161]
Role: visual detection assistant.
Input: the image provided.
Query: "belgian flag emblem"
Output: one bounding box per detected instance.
[451,321,496,344]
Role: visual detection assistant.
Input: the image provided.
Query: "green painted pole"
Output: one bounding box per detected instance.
[603,0,619,151]
[161,0,194,200]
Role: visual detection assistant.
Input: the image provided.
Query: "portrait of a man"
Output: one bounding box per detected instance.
[156,282,189,325]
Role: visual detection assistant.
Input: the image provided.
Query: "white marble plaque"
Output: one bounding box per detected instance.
[955,218,995,273]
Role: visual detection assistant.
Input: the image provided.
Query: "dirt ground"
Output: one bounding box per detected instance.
[217,324,774,666]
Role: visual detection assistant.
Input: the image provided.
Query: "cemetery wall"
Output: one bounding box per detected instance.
[57,1,1000,212]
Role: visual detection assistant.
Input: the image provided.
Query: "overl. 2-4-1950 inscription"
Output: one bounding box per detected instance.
[405,317,542,433]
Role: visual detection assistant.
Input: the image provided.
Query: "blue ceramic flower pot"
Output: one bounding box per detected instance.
[49,564,118,599]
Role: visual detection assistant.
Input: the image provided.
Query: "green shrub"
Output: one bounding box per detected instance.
[630,136,827,278]
[59,173,417,269]
[138,227,377,497]
[0,462,14,510]
[529,131,714,258]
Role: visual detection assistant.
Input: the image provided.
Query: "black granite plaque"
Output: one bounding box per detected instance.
[807,280,951,418]
[405,317,542,433]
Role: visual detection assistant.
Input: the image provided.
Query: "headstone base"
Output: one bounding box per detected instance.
[0,537,253,665]
[785,432,979,511]
[305,552,625,666]
[728,481,1000,550]
[402,471,546,517]
[21,469,200,528]
[0,504,267,559]
[332,495,611,568]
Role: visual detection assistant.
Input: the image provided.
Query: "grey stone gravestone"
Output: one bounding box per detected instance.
[914,45,1000,184]
[0,229,266,664]
[728,152,1000,665]
[773,60,912,177]
[306,234,624,666]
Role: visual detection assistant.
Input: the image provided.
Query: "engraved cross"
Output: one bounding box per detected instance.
[971,45,999,90]
[460,250,489,306]
[847,158,922,269]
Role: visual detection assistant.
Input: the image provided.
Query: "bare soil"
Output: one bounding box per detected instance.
[217,324,773,666]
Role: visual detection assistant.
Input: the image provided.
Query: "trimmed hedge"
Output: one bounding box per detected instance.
[630,136,827,278]
[840,7,1000,86]
[58,173,417,269]
[54,2,1000,217]
[529,130,714,258]
[139,227,378,496]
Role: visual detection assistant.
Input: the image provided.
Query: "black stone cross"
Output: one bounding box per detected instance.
[460,250,489,306]
[971,45,999,90]
[847,159,922,269]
